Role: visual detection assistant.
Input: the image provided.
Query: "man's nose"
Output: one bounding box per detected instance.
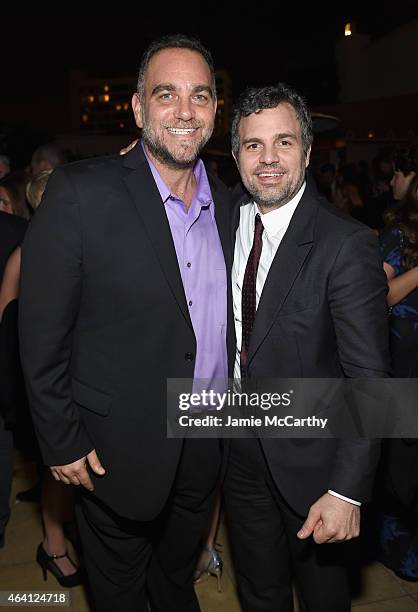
[259,144,279,165]
[175,97,194,121]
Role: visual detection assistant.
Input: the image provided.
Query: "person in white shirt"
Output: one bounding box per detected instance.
[223,83,390,612]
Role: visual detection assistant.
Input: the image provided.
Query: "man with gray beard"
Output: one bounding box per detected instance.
[19,35,232,612]
[224,84,390,611]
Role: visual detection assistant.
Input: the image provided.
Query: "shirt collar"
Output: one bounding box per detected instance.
[141,140,214,217]
[251,181,306,239]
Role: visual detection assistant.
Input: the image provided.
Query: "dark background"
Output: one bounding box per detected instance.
[2,2,418,167]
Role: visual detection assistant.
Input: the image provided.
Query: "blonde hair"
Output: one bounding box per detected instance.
[26,169,53,209]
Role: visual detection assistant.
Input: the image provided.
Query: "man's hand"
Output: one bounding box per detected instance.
[297,492,360,544]
[119,140,139,155]
[50,449,106,491]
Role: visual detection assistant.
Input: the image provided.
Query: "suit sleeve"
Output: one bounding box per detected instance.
[327,228,390,502]
[19,167,94,466]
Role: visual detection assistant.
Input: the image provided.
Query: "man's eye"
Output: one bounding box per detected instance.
[160,93,174,100]
[247,143,260,150]
[279,140,290,146]
[193,94,208,102]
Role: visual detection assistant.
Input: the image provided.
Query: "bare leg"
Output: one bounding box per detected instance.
[41,469,78,576]
[204,493,221,549]
[194,490,222,583]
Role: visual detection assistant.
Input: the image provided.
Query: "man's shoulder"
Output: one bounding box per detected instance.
[315,195,369,239]
[58,154,121,182]
[48,154,137,202]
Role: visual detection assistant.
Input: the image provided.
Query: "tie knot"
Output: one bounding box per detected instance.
[254,213,263,237]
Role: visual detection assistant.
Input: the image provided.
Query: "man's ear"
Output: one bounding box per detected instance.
[305,145,312,168]
[132,93,143,129]
[232,150,239,169]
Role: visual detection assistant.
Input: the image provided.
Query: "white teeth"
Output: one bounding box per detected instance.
[167,128,196,134]
[258,173,284,177]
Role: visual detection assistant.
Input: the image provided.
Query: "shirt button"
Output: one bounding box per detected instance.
[185,352,194,361]
[187,262,191,268]
[188,300,193,307]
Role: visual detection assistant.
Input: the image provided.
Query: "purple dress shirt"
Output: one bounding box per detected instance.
[142,142,228,390]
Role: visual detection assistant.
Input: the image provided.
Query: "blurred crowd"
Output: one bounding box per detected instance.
[0,137,417,597]
[315,152,398,230]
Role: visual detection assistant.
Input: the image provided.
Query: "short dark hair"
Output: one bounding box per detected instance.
[137,34,216,100]
[32,143,68,168]
[393,145,418,176]
[231,83,313,159]
[0,154,10,169]
[384,144,418,270]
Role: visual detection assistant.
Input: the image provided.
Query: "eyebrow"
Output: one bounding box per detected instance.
[152,84,176,95]
[242,137,263,146]
[192,85,214,98]
[151,83,214,98]
[242,132,297,145]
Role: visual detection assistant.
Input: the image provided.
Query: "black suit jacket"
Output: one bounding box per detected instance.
[19,143,233,520]
[231,177,390,515]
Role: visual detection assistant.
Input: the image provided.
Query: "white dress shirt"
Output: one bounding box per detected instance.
[232,182,360,507]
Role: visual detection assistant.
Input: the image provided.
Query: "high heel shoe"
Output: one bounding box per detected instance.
[193,545,223,592]
[36,543,83,588]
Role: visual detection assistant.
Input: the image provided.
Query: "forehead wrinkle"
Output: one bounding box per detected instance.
[146,50,213,91]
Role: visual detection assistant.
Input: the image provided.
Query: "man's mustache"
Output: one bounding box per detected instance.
[254,165,287,175]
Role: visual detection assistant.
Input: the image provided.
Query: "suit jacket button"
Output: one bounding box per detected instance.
[185,352,194,361]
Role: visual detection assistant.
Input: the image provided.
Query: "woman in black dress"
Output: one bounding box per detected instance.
[0,170,82,586]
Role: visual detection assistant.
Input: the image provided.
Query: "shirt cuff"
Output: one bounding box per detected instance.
[327,490,361,506]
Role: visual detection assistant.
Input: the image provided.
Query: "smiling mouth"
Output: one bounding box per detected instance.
[257,172,285,177]
[166,127,198,135]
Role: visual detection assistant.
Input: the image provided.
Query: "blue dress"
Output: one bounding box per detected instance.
[378,226,418,581]
[380,227,418,376]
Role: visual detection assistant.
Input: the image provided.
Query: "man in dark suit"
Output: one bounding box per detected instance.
[0,211,27,548]
[19,35,232,612]
[223,84,390,611]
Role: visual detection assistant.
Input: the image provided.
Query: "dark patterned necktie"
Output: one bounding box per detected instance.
[241,213,264,378]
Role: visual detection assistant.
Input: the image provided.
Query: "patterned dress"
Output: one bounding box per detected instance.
[378,226,418,581]
[380,227,418,376]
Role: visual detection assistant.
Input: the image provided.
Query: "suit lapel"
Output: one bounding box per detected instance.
[122,144,192,328]
[248,181,319,364]
[231,191,249,251]
[209,176,238,375]
[209,175,231,269]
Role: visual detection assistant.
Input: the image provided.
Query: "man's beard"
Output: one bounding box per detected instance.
[243,161,306,209]
[141,117,212,170]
